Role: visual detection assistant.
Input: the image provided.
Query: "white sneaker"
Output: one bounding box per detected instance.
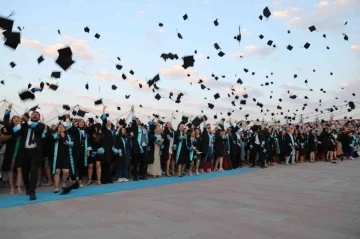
[122,178,129,182]
[285,163,290,166]
[117,178,124,183]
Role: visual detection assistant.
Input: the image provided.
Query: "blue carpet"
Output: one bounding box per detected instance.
[0,169,254,209]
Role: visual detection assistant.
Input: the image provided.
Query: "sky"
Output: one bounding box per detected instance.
[1,0,360,125]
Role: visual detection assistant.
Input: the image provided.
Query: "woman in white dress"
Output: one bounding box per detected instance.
[147,124,164,178]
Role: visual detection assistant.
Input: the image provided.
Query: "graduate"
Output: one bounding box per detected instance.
[13,109,45,200]
[1,103,22,194]
[113,124,127,182]
[174,123,190,177]
[49,118,74,193]
[162,122,175,177]
[130,105,150,181]
[100,106,115,184]
[87,123,104,185]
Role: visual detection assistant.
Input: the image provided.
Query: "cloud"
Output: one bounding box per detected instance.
[282,84,309,92]
[22,35,94,60]
[1,72,23,80]
[159,65,196,78]
[204,1,211,5]
[241,29,252,37]
[141,43,161,50]
[273,7,301,18]
[277,0,359,32]
[145,31,163,39]
[352,45,360,60]
[92,70,115,81]
[330,78,360,101]
[229,45,276,59]
[136,11,145,19]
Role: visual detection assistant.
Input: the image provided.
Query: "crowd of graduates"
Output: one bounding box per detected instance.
[0,103,359,200]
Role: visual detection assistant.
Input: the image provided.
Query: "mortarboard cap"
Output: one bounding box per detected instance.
[112,85,117,90]
[37,55,44,64]
[240,100,246,105]
[218,51,225,57]
[94,33,100,39]
[182,55,195,69]
[4,32,21,49]
[63,105,71,111]
[155,93,161,100]
[309,25,316,32]
[48,84,58,91]
[10,62,16,68]
[263,7,271,18]
[192,117,202,127]
[19,90,35,101]
[214,93,220,100]
[213,19,219,26]
[84,26,90,33]
[183,14,188,20]
[51,71,61,78]
[94,99,103,105]
[304,42,311,49]
[158,23,163,27]
[77,109,86,117]
[29,105,39,112]
[0,16,14,31]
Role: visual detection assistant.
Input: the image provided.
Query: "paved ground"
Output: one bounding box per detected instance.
[1,160,360,239]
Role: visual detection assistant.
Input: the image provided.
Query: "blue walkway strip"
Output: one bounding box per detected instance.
[0,169,254,209]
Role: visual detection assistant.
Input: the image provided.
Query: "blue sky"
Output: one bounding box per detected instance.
[1,0,360,125]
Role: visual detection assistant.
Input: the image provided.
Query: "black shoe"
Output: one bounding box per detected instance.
[106,179,113,184]
[139,176,148,180]
[29,193,36,201]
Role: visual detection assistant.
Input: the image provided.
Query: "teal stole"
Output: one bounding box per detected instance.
[52,134,75,175]
[78,128,90,167]
[137,127,149,153]
[175,133,188,164]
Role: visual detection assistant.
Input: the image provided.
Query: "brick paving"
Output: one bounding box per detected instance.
[1,160,360,239]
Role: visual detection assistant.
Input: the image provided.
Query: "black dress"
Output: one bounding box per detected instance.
[174,132,190,165]
[214,136,226,157]
[308,135,317,152]
[88,134,104,164]
[52,134,74,174]
[297,134,307,156]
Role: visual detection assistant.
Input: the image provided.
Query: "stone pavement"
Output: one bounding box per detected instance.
[1,160,360,239]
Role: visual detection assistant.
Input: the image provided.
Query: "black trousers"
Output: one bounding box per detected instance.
[230,146,242,169]
[250,145,265,167]
[101,153,112,182]
[132,146,147,178]
[23,148,40,194]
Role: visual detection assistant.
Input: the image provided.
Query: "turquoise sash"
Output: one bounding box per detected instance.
[52,134,75,175]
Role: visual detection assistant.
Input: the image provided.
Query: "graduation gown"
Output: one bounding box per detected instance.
[51,133,75,174]
[112,132,126,171]
[162,127,174,161]
[174,131,190,165]
[1,109,21,171]
[14,119,45,168]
